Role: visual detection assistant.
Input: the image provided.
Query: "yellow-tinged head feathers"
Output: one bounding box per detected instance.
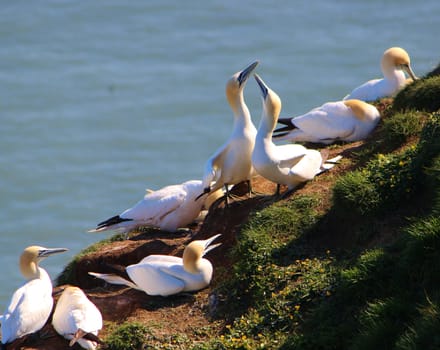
[343,99,373,121]
[226,61,259,108]
[19,246,68,280]
[383,47,411,66]
[254,73,282,122]
[182,241,205,274]
[381,47,418,81]
[204,188,225,209]
[182,234,222,274]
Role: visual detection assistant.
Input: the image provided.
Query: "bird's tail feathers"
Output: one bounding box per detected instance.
[88,272,141,290]
[318,155,343,174]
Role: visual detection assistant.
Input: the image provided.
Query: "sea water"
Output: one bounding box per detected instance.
[0,0,438,306]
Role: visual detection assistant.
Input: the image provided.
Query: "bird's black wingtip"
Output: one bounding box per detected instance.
[96,215,133,229]
[195,187,211,201]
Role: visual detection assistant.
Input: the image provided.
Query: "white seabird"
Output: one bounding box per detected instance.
[252,73,341,192]
[197,61,259,205]
[273,99,381,144]
[89,234,221,297]
[0,246,68,346]
[343,47,418,101]
[52,286,103,350]
[89,180,223,236]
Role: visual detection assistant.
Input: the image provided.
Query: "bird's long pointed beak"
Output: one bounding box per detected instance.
[403,64,418,81]
[237,60,259,86]
[38,247,68,258]
[202,234,222,256]
[254,73,269,99]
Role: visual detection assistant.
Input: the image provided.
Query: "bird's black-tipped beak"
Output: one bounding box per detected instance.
[254,73,269,99]
[38,247,68,258]
[237,60,259,86]
[402,64,418,81]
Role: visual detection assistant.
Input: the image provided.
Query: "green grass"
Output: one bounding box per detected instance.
[198,111,440,350]
[56,233,125,285]
[105,322,151,350]
[393,75,440,112]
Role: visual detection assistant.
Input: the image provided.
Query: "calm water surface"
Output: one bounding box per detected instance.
[0,0,438,306]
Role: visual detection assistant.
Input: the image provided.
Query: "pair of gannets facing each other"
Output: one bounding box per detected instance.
[89,234,221,297]
[52,286,103,350]
[197,61,259,205]
[252,74,342,191]
[0,246,68,346]
[272,99,381,144]
[343,47,418,102]
[89,180,223,237]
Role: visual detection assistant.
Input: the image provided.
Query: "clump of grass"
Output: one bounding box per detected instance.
[105,322,151,350]
[226,195,321,305]
[393,75,440,112]
[282,153,440,349]
[395,297,440,350]
[332,170,381,215]
[381,110,426,146]
[56,233,125,285]
[210,195,337,349]
[332,112,440,217]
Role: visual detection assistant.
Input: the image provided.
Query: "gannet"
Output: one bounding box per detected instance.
[89,180,222,236]
[252,74,341,191]
[0,246,68,346]
[343,47,418,101]
[273,99,381,144]
[197,61,259,205]
[52,286,103,350]
[89,234,221,297]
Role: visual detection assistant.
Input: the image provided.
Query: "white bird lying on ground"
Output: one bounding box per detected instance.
[343,46,418,101]
[89,234,222,297]
[52,286,103,350]
[272,99,381,144]
[252,73,341,193]
[0,246,68,346]
[197,61,259,206]
[89,180,223,236]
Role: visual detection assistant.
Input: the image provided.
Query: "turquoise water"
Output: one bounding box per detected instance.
[0,1,438,306]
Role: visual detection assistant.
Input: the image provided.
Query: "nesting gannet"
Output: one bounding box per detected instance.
[273,99,381,144]
[197,61,259,205]
[343,47,418,101]
[89,180,222,236]
[0,246,68,346]
[52,286,103,350]
[252,74,341,191]
[89,234,221,297]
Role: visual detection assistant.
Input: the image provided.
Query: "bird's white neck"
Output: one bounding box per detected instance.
[20,256,40,280]
[229,94,253,127]
[257,108,276,140]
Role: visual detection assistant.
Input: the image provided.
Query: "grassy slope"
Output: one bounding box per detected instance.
[196,69,440,350]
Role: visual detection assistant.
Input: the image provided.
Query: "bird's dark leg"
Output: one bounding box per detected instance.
[224,184,230,208]
[247,180,252,198]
